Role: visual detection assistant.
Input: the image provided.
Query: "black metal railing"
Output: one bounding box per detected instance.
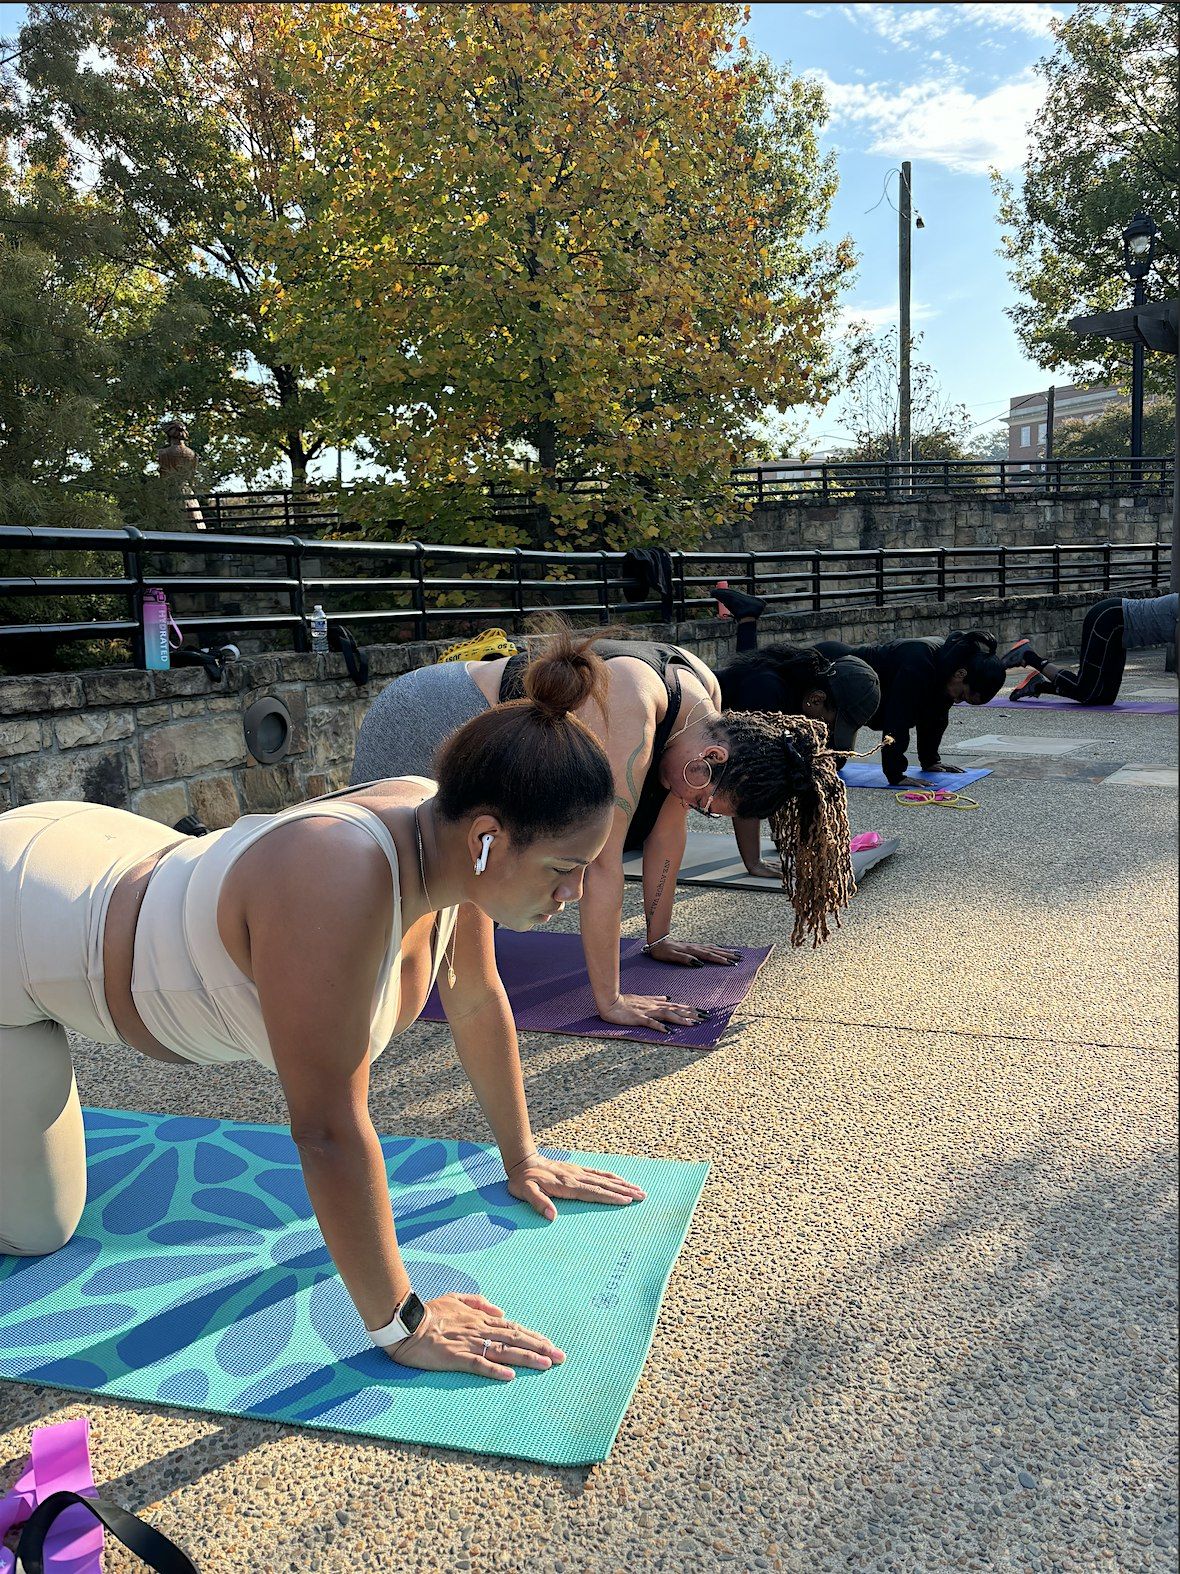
[180,457,1174,536]
[0,524,1170,666]
[726,454,1174,504]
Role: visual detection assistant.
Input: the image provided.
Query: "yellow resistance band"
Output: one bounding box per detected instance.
[894,788,980,811]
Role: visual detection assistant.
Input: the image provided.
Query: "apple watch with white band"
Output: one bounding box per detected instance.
[367,1290,427,1350]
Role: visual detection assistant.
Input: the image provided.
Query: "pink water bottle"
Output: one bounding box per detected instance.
[142,587,172,671]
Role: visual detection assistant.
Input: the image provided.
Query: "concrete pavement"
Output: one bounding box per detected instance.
[1,656,1176,1572]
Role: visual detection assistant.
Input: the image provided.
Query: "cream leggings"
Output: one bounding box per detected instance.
[0,801,179,1255]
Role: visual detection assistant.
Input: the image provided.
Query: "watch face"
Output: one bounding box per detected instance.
[401,1292,426,1334]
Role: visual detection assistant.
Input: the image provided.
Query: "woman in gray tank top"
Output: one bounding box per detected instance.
[352,626,860,1034]
[1005,591,1178,705]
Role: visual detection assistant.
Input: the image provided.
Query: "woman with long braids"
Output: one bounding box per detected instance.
[712,584,880,877]
[353,623,856,1030]
[694,709,856,947]
[1,633,649,1382]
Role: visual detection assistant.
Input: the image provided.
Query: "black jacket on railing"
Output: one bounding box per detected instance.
[817,637,950,784]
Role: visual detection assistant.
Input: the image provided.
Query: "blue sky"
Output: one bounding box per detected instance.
[746,1,1078,453]
[2,1,1074,467]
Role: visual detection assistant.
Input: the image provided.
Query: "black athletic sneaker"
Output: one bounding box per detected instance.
[1010,670,1052,701]
[1002,636,1039,670]
[714,583,767,621]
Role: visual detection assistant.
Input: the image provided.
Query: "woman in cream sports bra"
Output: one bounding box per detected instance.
[0,631,642,1382]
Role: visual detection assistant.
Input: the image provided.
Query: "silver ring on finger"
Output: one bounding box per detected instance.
[481,1338,490,1357]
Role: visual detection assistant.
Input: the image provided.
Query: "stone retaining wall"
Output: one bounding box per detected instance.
[0,590,1156,823]
[712,492,1170,554]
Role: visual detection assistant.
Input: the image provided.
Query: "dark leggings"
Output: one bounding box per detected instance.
[1050,596,1126,705]
[736,620,758,654]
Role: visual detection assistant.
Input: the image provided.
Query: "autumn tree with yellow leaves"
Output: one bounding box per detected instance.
[271,2,853,546]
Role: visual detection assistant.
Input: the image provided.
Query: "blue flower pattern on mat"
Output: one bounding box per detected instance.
[0,1109,519,1429]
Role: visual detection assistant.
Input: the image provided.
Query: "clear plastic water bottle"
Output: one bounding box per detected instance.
[309,604,329,654]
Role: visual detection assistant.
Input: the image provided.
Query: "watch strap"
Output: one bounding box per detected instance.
[367,1291,424,1349]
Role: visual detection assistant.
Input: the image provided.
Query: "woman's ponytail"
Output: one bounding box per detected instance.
[434,621,614,843]
[522,621,609,722]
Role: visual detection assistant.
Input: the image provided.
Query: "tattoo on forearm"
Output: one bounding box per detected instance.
[646,859,671,925]
[614,739,646,819]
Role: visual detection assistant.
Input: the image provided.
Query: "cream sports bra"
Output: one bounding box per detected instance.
[130,781,457,1068]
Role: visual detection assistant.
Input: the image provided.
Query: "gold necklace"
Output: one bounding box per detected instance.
[413,803,457,990]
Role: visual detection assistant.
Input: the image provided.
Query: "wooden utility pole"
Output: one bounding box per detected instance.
[898,162,912,488]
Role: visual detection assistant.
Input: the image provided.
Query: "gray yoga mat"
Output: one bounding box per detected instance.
[623,831,899,892]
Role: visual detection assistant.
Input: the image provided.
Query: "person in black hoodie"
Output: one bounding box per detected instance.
[815,630,1006,786]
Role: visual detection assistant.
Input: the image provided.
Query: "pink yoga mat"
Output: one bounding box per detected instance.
[989,696,1176,713]
[420,931,774,1046]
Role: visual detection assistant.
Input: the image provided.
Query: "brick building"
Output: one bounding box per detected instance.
[1007,383,1125,463]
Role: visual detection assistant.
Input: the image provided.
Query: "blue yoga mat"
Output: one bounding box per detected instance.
[0,1110,708,1467]
[839,762,993,791]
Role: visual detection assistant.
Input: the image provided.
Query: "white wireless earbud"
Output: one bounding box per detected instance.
[473,833,494,875]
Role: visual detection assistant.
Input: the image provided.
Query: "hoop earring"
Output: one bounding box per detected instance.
[682,756,712,790]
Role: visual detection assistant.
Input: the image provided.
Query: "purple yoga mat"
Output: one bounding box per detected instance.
[420,931,774,1047]
[989,696,1176,713]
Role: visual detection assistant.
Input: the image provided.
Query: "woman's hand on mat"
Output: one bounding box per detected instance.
[645,938,742,968]
[598,992,711,1032]
[388,1292,565,1382]
[507,1155,647,1220]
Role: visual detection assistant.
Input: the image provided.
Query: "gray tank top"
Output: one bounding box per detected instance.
[1122,592,1178,651]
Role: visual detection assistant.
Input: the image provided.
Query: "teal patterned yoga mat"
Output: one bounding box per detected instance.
[0,1110,708,1467]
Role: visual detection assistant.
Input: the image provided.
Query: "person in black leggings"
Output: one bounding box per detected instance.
[1004,592,1179,705]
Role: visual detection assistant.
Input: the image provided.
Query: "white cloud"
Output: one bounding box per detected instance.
[809,68,1044,174]
[839,3,1066,49]
[836,300,939,336]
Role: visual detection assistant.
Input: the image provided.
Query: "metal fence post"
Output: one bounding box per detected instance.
[876,549,886,606]
[674,552,687,623]
[1103,541,1111,592]
[811,552,821,612]
[821,465,830,506]
[123,526,146,668]
[597,554,611,626]
[515,548,529,632]
[998,546,1007,598]
[287,536,309,651]
[937,547,946,601]
[745,551,757,598]
[1053,544,1061,594]
[411,541,427,641]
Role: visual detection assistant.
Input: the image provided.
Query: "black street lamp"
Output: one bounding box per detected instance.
[1122,211,1159,469]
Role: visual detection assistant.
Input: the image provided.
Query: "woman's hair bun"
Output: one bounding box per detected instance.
[523,619,609,722]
